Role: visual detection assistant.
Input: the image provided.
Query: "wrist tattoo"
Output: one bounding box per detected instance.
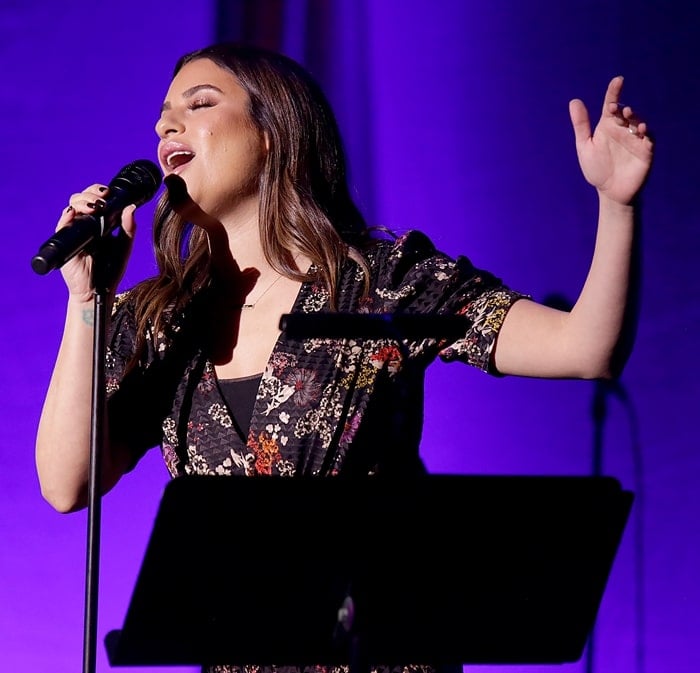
[82,308,94,327]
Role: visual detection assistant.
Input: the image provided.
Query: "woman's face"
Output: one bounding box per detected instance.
[156,58,268,222]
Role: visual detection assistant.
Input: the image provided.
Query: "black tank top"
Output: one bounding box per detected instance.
[217,373,263,441]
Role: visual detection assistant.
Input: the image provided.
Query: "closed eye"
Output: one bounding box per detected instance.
[189,97,215,110]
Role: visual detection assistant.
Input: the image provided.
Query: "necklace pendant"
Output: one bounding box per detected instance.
[232,273,283,311]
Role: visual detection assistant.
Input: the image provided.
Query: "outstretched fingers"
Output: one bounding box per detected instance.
[603,75,625,116]
[604,76,649,140]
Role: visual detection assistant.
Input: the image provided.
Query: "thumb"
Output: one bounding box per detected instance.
[120,204,137,238]
[568,98,592,147]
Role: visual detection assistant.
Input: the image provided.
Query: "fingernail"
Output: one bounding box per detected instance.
[65,205,74,214]
[98,186,108,192]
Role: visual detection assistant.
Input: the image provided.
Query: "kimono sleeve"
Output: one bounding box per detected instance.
[374,230,528,373]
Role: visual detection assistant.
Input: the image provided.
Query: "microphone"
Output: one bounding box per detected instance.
[31,159,162,275]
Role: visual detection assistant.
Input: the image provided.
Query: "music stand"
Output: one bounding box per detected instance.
[105,474,632,669]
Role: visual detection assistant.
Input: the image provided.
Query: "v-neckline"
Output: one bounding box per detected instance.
[208,270,323,444]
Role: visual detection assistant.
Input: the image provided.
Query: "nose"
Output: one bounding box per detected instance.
[155,109,184,139]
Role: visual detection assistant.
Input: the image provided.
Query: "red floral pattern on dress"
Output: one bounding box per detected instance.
[249,431,282,475]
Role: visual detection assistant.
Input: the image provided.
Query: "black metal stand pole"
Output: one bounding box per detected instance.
[82,241,112,673]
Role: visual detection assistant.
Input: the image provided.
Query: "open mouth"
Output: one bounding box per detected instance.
[166,151,195,170]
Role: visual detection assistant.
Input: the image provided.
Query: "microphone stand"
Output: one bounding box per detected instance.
[82,236,114,673]
[30,162,162,673]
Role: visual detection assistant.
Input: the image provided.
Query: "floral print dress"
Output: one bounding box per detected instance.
[105,230,526,673]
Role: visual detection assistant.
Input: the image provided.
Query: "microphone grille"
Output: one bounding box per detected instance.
[110,159,163,206]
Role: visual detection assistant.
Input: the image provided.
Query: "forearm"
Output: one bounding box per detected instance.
[494,194,637,379]
[35,297,127,512]
[564,194,637,376]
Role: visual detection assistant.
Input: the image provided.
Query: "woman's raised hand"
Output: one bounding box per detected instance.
[569,76,654,205]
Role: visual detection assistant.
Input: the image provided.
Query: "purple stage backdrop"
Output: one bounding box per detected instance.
[1,2,698,673]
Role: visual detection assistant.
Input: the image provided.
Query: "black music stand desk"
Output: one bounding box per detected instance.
[105,474,633,668]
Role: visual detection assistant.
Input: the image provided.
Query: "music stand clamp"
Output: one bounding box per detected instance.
[105,474,632,670]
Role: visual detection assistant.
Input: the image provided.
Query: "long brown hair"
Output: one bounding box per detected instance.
[128,43,371,360]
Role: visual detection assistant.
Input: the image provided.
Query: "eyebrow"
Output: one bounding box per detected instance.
[160,84,225,112]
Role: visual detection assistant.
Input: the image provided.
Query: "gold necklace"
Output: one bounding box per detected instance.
[235,273,284,310]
